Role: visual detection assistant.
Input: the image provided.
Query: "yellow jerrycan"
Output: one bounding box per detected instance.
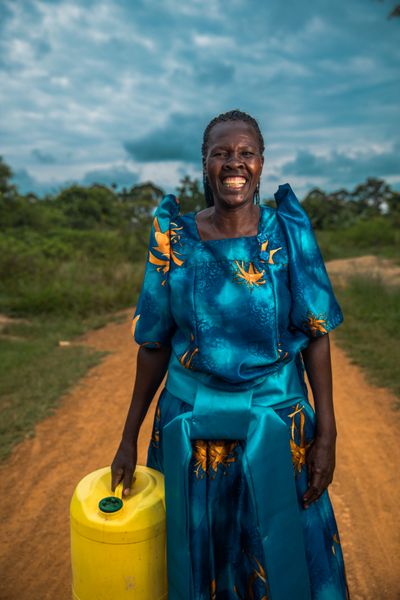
[70,465,167,600]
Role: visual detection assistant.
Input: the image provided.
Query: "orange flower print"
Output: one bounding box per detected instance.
[288,403,312,473]
[332,532,341,555]
[233,261,266,288]
[260,238,282,264]
[193,440,238,479]
[179,333,199,369]
[233,552,268,599]
[148,215,185,285]
[304,312,328,336]
[210,578,217,600]
[131,313,140,337]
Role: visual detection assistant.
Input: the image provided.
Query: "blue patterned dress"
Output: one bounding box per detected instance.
[132,183,349,600]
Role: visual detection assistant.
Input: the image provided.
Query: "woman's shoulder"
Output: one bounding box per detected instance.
[154,194,199,242]
[274,183,314,233]
[274,183,301,210]
[154,193,181,223]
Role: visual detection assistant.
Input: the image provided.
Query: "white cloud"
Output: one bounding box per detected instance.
[50,76,70,87]
[193,34,233,48]
[0,0,398,198]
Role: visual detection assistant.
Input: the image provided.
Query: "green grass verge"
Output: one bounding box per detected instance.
[317,217,400,263]
[0,313,121,461]
[333,274,400,408]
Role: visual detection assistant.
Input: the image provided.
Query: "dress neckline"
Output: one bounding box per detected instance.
[192,205,264,243]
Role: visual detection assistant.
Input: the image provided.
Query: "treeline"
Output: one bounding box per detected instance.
[0,158,165,235]
[0,155,399,318]
[0,157,167,317]
[2,158,399,233]
[298,178,400,229]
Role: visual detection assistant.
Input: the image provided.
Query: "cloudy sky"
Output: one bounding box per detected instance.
[0,0,399,199]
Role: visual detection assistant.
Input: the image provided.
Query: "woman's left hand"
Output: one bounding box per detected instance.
[303,434,336,509]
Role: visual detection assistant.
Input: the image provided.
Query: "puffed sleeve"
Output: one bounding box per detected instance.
[275,183,344,338]
[131,194,180,348]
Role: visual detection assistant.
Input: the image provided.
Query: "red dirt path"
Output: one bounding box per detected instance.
[0,312,399,599]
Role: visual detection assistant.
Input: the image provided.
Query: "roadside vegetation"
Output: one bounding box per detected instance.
[0,315,105,460]
[0,158,399,459]
[265,177,400,262]
[333,275,400,407]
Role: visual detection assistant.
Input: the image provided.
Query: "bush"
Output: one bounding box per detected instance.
[316,217,399,261]
[0,229,146,317]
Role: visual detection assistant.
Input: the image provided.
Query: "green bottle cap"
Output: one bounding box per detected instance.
[98,496,123,513]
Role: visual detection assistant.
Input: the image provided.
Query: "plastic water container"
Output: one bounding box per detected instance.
[70,465,167,599]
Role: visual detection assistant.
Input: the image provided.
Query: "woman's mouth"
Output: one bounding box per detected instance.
[222,176,247,190]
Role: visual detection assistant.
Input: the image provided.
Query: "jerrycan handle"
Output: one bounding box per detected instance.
[98,480,124,514]
[114,481,124,499]
[114,474,136,498]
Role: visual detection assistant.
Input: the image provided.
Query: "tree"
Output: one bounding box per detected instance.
[176,176,205,214]
[0,157,39,228]
[120,180,164,212]
[0,156,17,199]
[54,184,121,229]
[384,188,400,225]
[350,177,394,218]
[117,182,165,245]
[301,188,332,229]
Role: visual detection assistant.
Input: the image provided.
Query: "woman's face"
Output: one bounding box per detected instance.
[204,120,264,208]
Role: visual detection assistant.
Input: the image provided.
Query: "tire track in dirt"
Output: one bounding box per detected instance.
[0,311,399,599]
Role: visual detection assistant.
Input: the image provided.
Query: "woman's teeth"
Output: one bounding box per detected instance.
[222,177,247,189]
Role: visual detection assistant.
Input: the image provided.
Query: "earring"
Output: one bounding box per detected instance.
[253,182,260,205]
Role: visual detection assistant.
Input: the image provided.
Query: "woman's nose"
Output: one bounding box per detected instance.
[225,153,244,168]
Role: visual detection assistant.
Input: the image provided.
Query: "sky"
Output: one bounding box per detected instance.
[0,0,399,199]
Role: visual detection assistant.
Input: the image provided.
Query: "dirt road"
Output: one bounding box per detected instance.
[0,312,399,599]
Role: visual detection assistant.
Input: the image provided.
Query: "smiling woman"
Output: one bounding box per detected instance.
[111,110,350,600]
[196,119,264,240]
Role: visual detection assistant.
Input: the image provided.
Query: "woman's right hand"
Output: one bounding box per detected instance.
[111,438,138,497]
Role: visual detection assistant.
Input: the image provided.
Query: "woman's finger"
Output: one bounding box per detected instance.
[303,484,321,507]
[111,465,123,492]
[123,467,134,497]
[303,468,330,507]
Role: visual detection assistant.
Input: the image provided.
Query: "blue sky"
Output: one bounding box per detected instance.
[0,0,399,199]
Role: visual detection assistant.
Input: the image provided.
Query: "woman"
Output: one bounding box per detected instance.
[111,110,349,600]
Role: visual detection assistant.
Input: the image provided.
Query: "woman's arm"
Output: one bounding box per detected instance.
[300,333,337,509]
[121,344,172,443]
[111,344,172,496]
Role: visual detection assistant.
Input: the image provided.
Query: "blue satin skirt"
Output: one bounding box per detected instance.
[147,356,349,600]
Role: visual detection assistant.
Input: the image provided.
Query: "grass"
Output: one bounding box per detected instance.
[316,217,400,263]
[0,313,123,461]
[0,258,145,317]
[0,229,146,317]
[332,274,400,407]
